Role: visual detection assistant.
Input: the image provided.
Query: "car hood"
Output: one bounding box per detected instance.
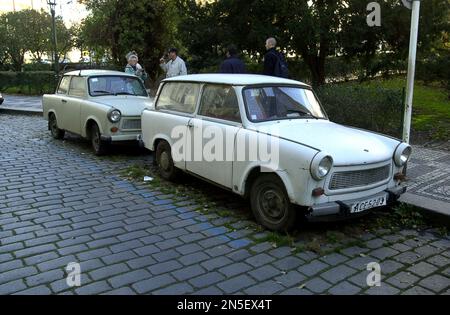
[250,120,401,166]
[92,96,154,116]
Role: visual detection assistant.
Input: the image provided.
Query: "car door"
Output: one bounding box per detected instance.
[186,84,242,188]
[62,76,85,134]
[53,75,71,125]
[152,82,201,170]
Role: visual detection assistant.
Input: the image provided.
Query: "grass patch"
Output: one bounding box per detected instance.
[121,164,149,181]
[255,232,296,248]
[356,77,450,142]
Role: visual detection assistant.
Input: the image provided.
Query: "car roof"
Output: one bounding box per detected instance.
[64,69,135,77]
[163,74,310,87]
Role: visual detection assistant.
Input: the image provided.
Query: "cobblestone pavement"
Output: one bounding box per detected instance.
[0,95,43,112]
[0,114,449,295]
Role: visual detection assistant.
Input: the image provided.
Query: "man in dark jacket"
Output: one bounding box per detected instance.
[219,45,246,74]
[263,37,288,78]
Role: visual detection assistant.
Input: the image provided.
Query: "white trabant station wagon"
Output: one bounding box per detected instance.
[43,70,153,155]
[141,74,411,231]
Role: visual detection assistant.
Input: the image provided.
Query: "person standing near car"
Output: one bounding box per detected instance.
[125,51,148,82]
[263,37,289,78]
[219,45,246,74]
[160,48,188,78]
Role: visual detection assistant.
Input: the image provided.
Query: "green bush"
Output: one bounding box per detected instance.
[316,84,403,138]
[417,53,450,95]
[22,63,53,72]
[0,71,58,95]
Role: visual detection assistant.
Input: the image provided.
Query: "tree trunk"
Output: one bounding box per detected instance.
[305,55,326,87]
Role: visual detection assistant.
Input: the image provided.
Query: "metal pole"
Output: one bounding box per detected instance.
[402,0,421,143]
[51,7,59,78]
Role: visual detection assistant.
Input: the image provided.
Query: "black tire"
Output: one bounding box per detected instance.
[155,141,178,180]
[49,113,65,140]
[90,123,108,156]
[250,173,297,232]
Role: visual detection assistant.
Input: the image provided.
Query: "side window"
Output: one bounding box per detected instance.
[199,85,241,123]
[157,82,200,114]
[57,76,70,94]
[69,77,86,97]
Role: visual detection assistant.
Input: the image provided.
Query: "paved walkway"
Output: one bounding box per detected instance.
[0,114,449,295]
[401,147,450,216]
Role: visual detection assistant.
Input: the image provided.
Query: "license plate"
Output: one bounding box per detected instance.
[350,194,387,213]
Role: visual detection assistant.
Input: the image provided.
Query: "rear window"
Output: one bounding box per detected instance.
[69,77,86,97]
[156,82,200,114]
[57,76,70,94]
[198,85,241,123]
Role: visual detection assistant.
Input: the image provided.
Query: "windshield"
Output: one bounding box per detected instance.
[88,76,148,97]
[243,86,327,122]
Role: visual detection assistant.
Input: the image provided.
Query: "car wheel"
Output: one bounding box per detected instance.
[250,173,297,232]
[90,123,108,156]
[49,114,65,140]
[155,141,178,180]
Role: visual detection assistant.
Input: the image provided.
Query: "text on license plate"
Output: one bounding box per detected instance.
[350,194,387,213]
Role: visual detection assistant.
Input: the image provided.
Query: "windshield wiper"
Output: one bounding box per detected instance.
[115,92,137,96]
[286,109,320,119]
[92,90,114,95]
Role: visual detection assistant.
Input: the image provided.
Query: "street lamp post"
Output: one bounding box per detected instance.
[47,0,59,78]
[402,0,421,144]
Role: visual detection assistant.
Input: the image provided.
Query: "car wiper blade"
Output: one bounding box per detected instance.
[302,113,321,120]
[286,109,319,119]
[92,90,114,95]
[115,92,136,96]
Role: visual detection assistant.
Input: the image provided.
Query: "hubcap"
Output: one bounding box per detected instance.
[160,151,170,171]
[258,187,286,223]
[50,119,57,134]
[92,130,100,150]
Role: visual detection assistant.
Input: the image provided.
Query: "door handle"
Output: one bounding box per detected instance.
[187,122,194,128]
[61,99,67,103]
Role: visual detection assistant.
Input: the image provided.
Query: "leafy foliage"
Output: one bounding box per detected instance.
[79,0,180,84]
[0,71,57,94]
[316,84,403,137]
[0,9,73,71]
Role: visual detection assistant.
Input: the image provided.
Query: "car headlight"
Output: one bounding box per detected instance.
[394,143,412,166]
[108,109,121,123]
[311,152,333,180]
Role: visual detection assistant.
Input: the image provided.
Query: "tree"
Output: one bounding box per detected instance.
[27,10,52,62]
[80,0,180,83]
[0,11,34,71]
[0,9,73,69]
[340,0,450,79]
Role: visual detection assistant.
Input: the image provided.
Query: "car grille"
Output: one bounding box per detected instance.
[329,164,391,190]
[121,119,141,130]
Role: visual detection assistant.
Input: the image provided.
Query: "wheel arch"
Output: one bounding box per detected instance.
[84,117,102,139]
[242,166,296,203]
[151,134,173,152]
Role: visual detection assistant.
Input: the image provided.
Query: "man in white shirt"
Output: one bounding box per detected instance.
[160,48,188,78]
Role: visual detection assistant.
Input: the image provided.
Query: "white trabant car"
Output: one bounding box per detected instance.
[141,74,411,231]
[43,70,153,155]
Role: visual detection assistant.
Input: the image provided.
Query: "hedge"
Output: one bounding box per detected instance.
[0,71,58,95]
[316,84,403,138]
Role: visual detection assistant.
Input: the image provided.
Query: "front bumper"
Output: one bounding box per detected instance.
[101,133,141,143]
[306,186,407,221]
